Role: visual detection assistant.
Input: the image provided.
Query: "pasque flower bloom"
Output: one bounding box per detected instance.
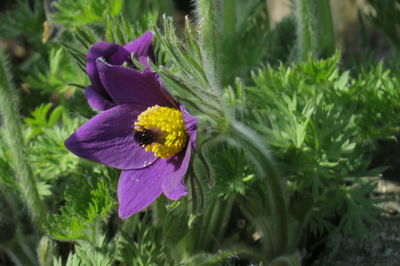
[65,33,198,218]
[85,31,155,111]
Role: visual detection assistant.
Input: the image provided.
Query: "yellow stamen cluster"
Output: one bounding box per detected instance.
[135,105,188,159]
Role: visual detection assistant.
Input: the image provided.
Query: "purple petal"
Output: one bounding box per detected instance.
[180,105,198,151]
[86,42,130,90]
[123,31,155,61]
[96,59,177,108]
[65,104,158,170]
[118,146,191,218]
[161,145,191,201]
[160,105,197,199]
[117,165,163,218]
[85,86,114,111]
[138,56,151,69]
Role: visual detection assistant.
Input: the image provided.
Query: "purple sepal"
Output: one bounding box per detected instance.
[65,104,158,170]
[84,32,155,111]
[86,42,130,92]
[123,31,155,61]
[96,59,177,108]
[85,85,114,111]
[181,105,198,151]
[118,145,191,218]
[118,167,163,218]
[161,144,191,200]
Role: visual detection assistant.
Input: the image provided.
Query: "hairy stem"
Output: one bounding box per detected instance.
[195,0,220,96]
[215,195,235,243]
[315,0,335,57]
[230,122,289,257]
[152,196,167,225]
[0,50,47,230]
[294,0,317,60]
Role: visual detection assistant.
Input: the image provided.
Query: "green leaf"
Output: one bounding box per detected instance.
[47,176,115,240]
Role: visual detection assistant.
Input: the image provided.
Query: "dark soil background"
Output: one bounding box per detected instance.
[313,138,400,266]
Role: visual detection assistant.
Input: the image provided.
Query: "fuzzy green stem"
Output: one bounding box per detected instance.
[206,200,220,248]
[230,122,289,257]
[315,0,335,57]
[196,198,219,251]
[152,196,167,225]
[222,0,236,53]
[215,195,235,243]
[0,49,47,229]
[196,0,220,96]
[221,0,237,85]
[222,0,236,38]
[294,0,317,61]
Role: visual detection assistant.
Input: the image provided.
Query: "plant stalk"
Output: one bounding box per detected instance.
[294,0,317,60]
[196,0,220,96]
[230,122,289,257]
[0,49,47,230]
[315,0,335,57]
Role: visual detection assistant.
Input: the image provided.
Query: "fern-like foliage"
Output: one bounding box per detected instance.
[241,54,391,238]
[48,175,115,240]
[24,47,87,95]
[115,222,166,265]
[52,0,124,28]
[0,0,44,41]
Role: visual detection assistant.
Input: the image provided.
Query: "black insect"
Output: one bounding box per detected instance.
[134,129,154,146]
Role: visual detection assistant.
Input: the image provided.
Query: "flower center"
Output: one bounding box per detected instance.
[134,105,188,159]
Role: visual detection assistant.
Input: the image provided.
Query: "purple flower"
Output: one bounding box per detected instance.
[85,31,155,111]
[65,42,198,218]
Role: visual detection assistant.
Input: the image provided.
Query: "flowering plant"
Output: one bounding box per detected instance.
[65,32,198,218]
[1,0,394,264]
